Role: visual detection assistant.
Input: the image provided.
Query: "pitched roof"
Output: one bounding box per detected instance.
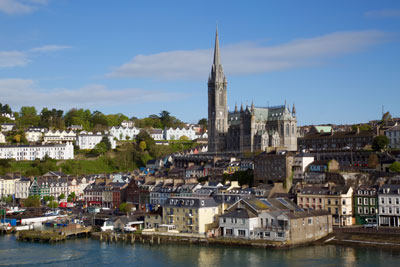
[220,208,257,219]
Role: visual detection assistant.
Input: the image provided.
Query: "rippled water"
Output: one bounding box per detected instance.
[1,235,400,266]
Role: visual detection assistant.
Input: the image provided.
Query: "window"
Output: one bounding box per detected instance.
[222,218,226,223]
[364,207,369,214]
[264,232,270,237]
[381,198,385,204]
[277,232,284,238]
[371,198,375,205]
[238,230,246,237]
[364,198,368,205]
[226,229,233,235]
[241,219,245,225]
[371,207,375,214]
[308,218,313,225]
[358,207,363,214]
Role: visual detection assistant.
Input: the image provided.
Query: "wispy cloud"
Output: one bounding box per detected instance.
[365,9,400,18]
[0,79,183,111]
[0,44,71,68]
[108,30,390,80]
[0,0,48,15]
[0,51,30,67]
[29,45,72,53]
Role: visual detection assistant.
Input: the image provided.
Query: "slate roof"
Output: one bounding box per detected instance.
[220,208,257,219]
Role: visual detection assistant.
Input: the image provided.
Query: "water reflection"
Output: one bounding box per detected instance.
[2,235,400,266]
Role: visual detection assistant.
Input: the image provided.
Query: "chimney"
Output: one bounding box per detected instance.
[356,126,360,134]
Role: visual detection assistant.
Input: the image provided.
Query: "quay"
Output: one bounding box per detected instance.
[17,225,92,243]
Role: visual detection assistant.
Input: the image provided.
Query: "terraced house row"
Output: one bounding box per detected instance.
[297,183,400,227]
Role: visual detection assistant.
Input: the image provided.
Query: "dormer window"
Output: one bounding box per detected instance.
[201,200,205,206]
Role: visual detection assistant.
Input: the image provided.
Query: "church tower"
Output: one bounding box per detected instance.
[208,28,228,153]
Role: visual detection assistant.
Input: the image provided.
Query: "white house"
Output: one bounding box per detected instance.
[0,143,74,161]
[292,154,314,181]
[0,176,16,197]
[109,126,140,141]
[378,184,400,227]
[121,120,135,128]
[386,125,400,149]
[0,132,6,143]
[1,123,15,132]
[219,208,259,238]
[25,131,43,143]
[76,132,116,150]
[164,127,196,140]
[15,177,31,199]
[43,130,76,144]
[0,113,15,121]
[150,129,164,140]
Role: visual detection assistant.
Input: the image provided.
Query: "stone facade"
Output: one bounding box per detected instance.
[208,30,297,154]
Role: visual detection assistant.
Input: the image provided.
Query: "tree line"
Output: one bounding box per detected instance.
[0,102,189,132]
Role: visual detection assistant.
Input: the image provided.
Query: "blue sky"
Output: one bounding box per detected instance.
[0,0,399,126]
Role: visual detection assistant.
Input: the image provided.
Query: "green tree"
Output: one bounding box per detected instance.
[23,196,41,207]
[198,118,207,133]
[119,203,133,213]
[59,193,66,200]
[100,136,112,150]
[19,106,40,128]
[389,162,400,173]
[372,135,389,151]
[48,201,59,208]
[179,135,189,141]
[139,141,147,151]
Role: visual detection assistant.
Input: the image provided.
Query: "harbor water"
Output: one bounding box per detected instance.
[1,235,400,266]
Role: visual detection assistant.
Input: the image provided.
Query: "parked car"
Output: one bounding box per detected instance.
[363,223,377,228]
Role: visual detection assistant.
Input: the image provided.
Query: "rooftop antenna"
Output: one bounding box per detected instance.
[382,105,384,117]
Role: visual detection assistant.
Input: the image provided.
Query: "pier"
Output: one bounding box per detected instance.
[17,225,92,243]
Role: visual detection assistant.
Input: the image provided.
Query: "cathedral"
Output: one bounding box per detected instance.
[208,29,298,154]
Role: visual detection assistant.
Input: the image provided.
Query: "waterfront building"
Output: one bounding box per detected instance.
[378,184,400,227]
[353,185,378,225]
[29,178,50,198]
[0,176,15,197]
[0,143,74,161]
[298,186,353,226]
[207,30,297,153]
[218,197,332,244]
[162,196,219,235]
[15,177,31,199]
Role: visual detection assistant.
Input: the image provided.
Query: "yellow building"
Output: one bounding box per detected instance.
[297,186,353,226]
[162,197,219,234]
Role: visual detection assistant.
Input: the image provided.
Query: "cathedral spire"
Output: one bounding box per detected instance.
[213,27,221,67]
[235,102,238,112]
[292,103,296,116]
[209,27,226,84]
[240,102,244,112]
